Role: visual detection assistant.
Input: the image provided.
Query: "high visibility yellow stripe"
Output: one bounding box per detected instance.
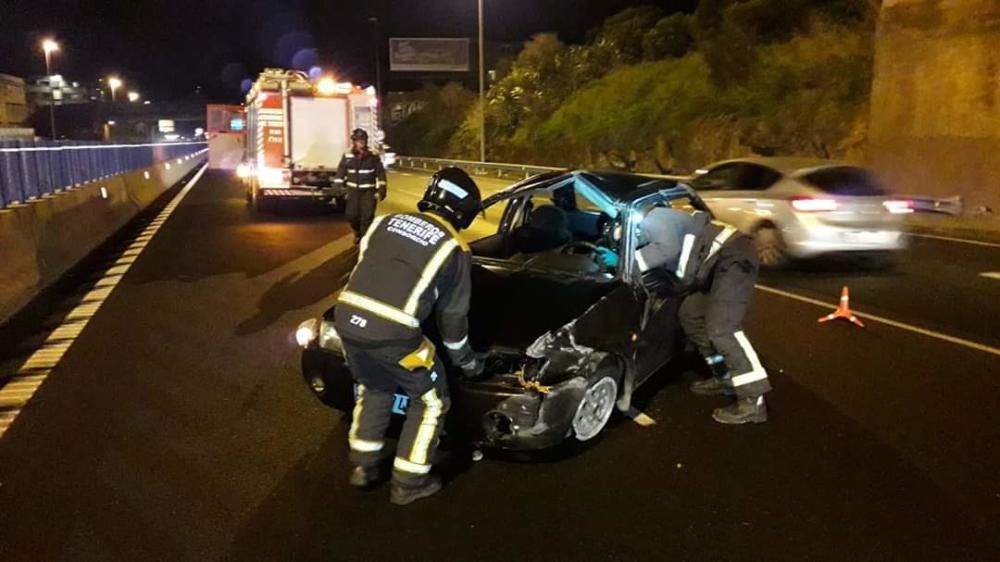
[358,215,386,261]
[394,456,431,474]
[349,385,365,445]
[403,239,459,315]
[399,338,437,371]
[706,226,738,261]
[339,291,419,328]
[731,331,768,387]
[409,387,444,465]
[349,438,384,452]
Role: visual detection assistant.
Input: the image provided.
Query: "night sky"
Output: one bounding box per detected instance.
[0,0,695,102]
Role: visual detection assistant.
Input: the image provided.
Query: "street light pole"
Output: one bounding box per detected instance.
[369,16,384,130]
[42,39,59,139]
[478,0,486,162]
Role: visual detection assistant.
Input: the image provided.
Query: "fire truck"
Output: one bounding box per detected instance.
[240,68,381,212]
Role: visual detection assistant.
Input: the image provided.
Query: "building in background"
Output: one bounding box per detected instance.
[0,74,33,138]
[24,75,91,110]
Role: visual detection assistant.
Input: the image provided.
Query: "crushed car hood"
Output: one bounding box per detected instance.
[464,262,617,351]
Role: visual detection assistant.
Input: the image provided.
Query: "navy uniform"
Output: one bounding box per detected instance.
[636,207,771,424]
[335,129,387,243]
[334,167,484,505]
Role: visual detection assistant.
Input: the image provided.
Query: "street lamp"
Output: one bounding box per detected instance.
[41,38,60,139]
[127,91,140,103]
[478,0,486,162]
[108,76,122,102]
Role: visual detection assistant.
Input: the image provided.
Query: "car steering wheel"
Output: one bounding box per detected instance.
[559,241,609,273]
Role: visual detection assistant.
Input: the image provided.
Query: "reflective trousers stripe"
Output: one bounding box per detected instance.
[730,331,768,386]
[404,239,459,315]
[350,438,384,452]
[349,385,368,448]
[346,182,376,188]
[443,335,468,350]
[394,456,431,474]
[338,291,420,328]
[409,388,444,465]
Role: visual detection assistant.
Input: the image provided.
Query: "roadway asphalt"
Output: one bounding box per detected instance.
[0,168,998,561]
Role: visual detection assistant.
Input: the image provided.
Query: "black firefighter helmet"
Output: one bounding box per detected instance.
[418,167,482,230]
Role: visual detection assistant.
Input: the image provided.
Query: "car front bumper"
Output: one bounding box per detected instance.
[301,346,585,451]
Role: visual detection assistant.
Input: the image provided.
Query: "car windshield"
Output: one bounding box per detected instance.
[802,166,886,196]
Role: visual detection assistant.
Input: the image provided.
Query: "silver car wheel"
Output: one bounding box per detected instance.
[755,226,787,267]
[572,376,618,442]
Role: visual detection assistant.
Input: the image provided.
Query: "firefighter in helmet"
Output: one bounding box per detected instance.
[335,128,387,243]
[334,167,485,505]
[635,206,771,424]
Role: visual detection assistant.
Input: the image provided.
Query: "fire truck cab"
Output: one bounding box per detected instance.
[241,68,381,212]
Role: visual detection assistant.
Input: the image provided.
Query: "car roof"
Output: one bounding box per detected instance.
[482,170,679,207]
[705,157,854,175]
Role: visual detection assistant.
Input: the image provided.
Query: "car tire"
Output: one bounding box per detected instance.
[571,375,618,442]
[754,224,789,268]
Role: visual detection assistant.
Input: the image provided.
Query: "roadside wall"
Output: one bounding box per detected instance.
[870,0,1000,212]
[0,151,207,324]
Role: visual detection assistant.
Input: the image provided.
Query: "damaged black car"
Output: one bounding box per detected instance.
[298,170,706,450]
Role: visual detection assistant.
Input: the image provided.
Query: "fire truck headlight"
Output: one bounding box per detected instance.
[317,78,337,96]
[258,167,288,188]
[236,163,251,179]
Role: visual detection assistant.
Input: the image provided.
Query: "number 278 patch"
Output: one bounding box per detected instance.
[350,314,368,328]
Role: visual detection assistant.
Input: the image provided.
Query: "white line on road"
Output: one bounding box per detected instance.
[755,284,1000,357]
[0,160,209,439]
[908,233,1000,249]
[980,272,1000,280]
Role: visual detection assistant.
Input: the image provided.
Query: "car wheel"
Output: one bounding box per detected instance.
[572,375,618,442]
[754,224,788,268]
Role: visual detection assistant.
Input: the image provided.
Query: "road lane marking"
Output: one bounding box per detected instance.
[908,233,1000,248]
[755,284,1000,357]
[0,159,209,439]
[980,272,1000,280]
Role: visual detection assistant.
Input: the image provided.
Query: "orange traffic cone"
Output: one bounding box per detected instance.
[818,286,865,328]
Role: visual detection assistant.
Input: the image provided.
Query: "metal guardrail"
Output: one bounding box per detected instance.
[0,141,208,209]
[397,155,963,216]
[397,155,561,181]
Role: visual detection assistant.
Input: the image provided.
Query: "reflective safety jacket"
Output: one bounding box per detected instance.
[635,209,741,295]
[335,149,387,198]
[334,211,474,366]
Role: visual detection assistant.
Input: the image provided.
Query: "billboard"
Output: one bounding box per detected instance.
[389,38,470,72]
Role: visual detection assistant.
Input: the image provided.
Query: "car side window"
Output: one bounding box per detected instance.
[735,164,782,190]
[693,164,741,190]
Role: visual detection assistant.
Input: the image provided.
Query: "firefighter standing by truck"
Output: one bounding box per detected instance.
[334,167,485,505]
[635,207,772,424]
[336,128,387,243]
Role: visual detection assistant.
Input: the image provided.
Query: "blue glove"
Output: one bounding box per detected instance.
[595,247,619,269]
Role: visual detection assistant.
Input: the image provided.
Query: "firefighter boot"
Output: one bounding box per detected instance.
[712,396,768,424]
[349,466,381,488]
[690,377,735,396]
[389,475,443,505]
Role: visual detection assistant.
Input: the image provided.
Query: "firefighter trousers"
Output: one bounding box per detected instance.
[678,236,772,398]
[342,337,451,486]
[345,189,377,240]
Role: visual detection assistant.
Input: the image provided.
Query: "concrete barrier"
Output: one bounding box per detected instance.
[0,152,207,325]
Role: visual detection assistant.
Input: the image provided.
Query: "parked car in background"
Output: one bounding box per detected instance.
[689,157,910,267]
[379,144,397,168]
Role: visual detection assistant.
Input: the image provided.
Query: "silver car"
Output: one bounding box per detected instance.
[689,157,909,267]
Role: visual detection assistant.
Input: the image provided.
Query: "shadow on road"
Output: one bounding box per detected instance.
[234,247,357,336]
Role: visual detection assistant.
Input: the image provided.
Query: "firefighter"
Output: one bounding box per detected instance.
[335,128,387,243]
[334,167,484,505]
[635,207,771,424]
